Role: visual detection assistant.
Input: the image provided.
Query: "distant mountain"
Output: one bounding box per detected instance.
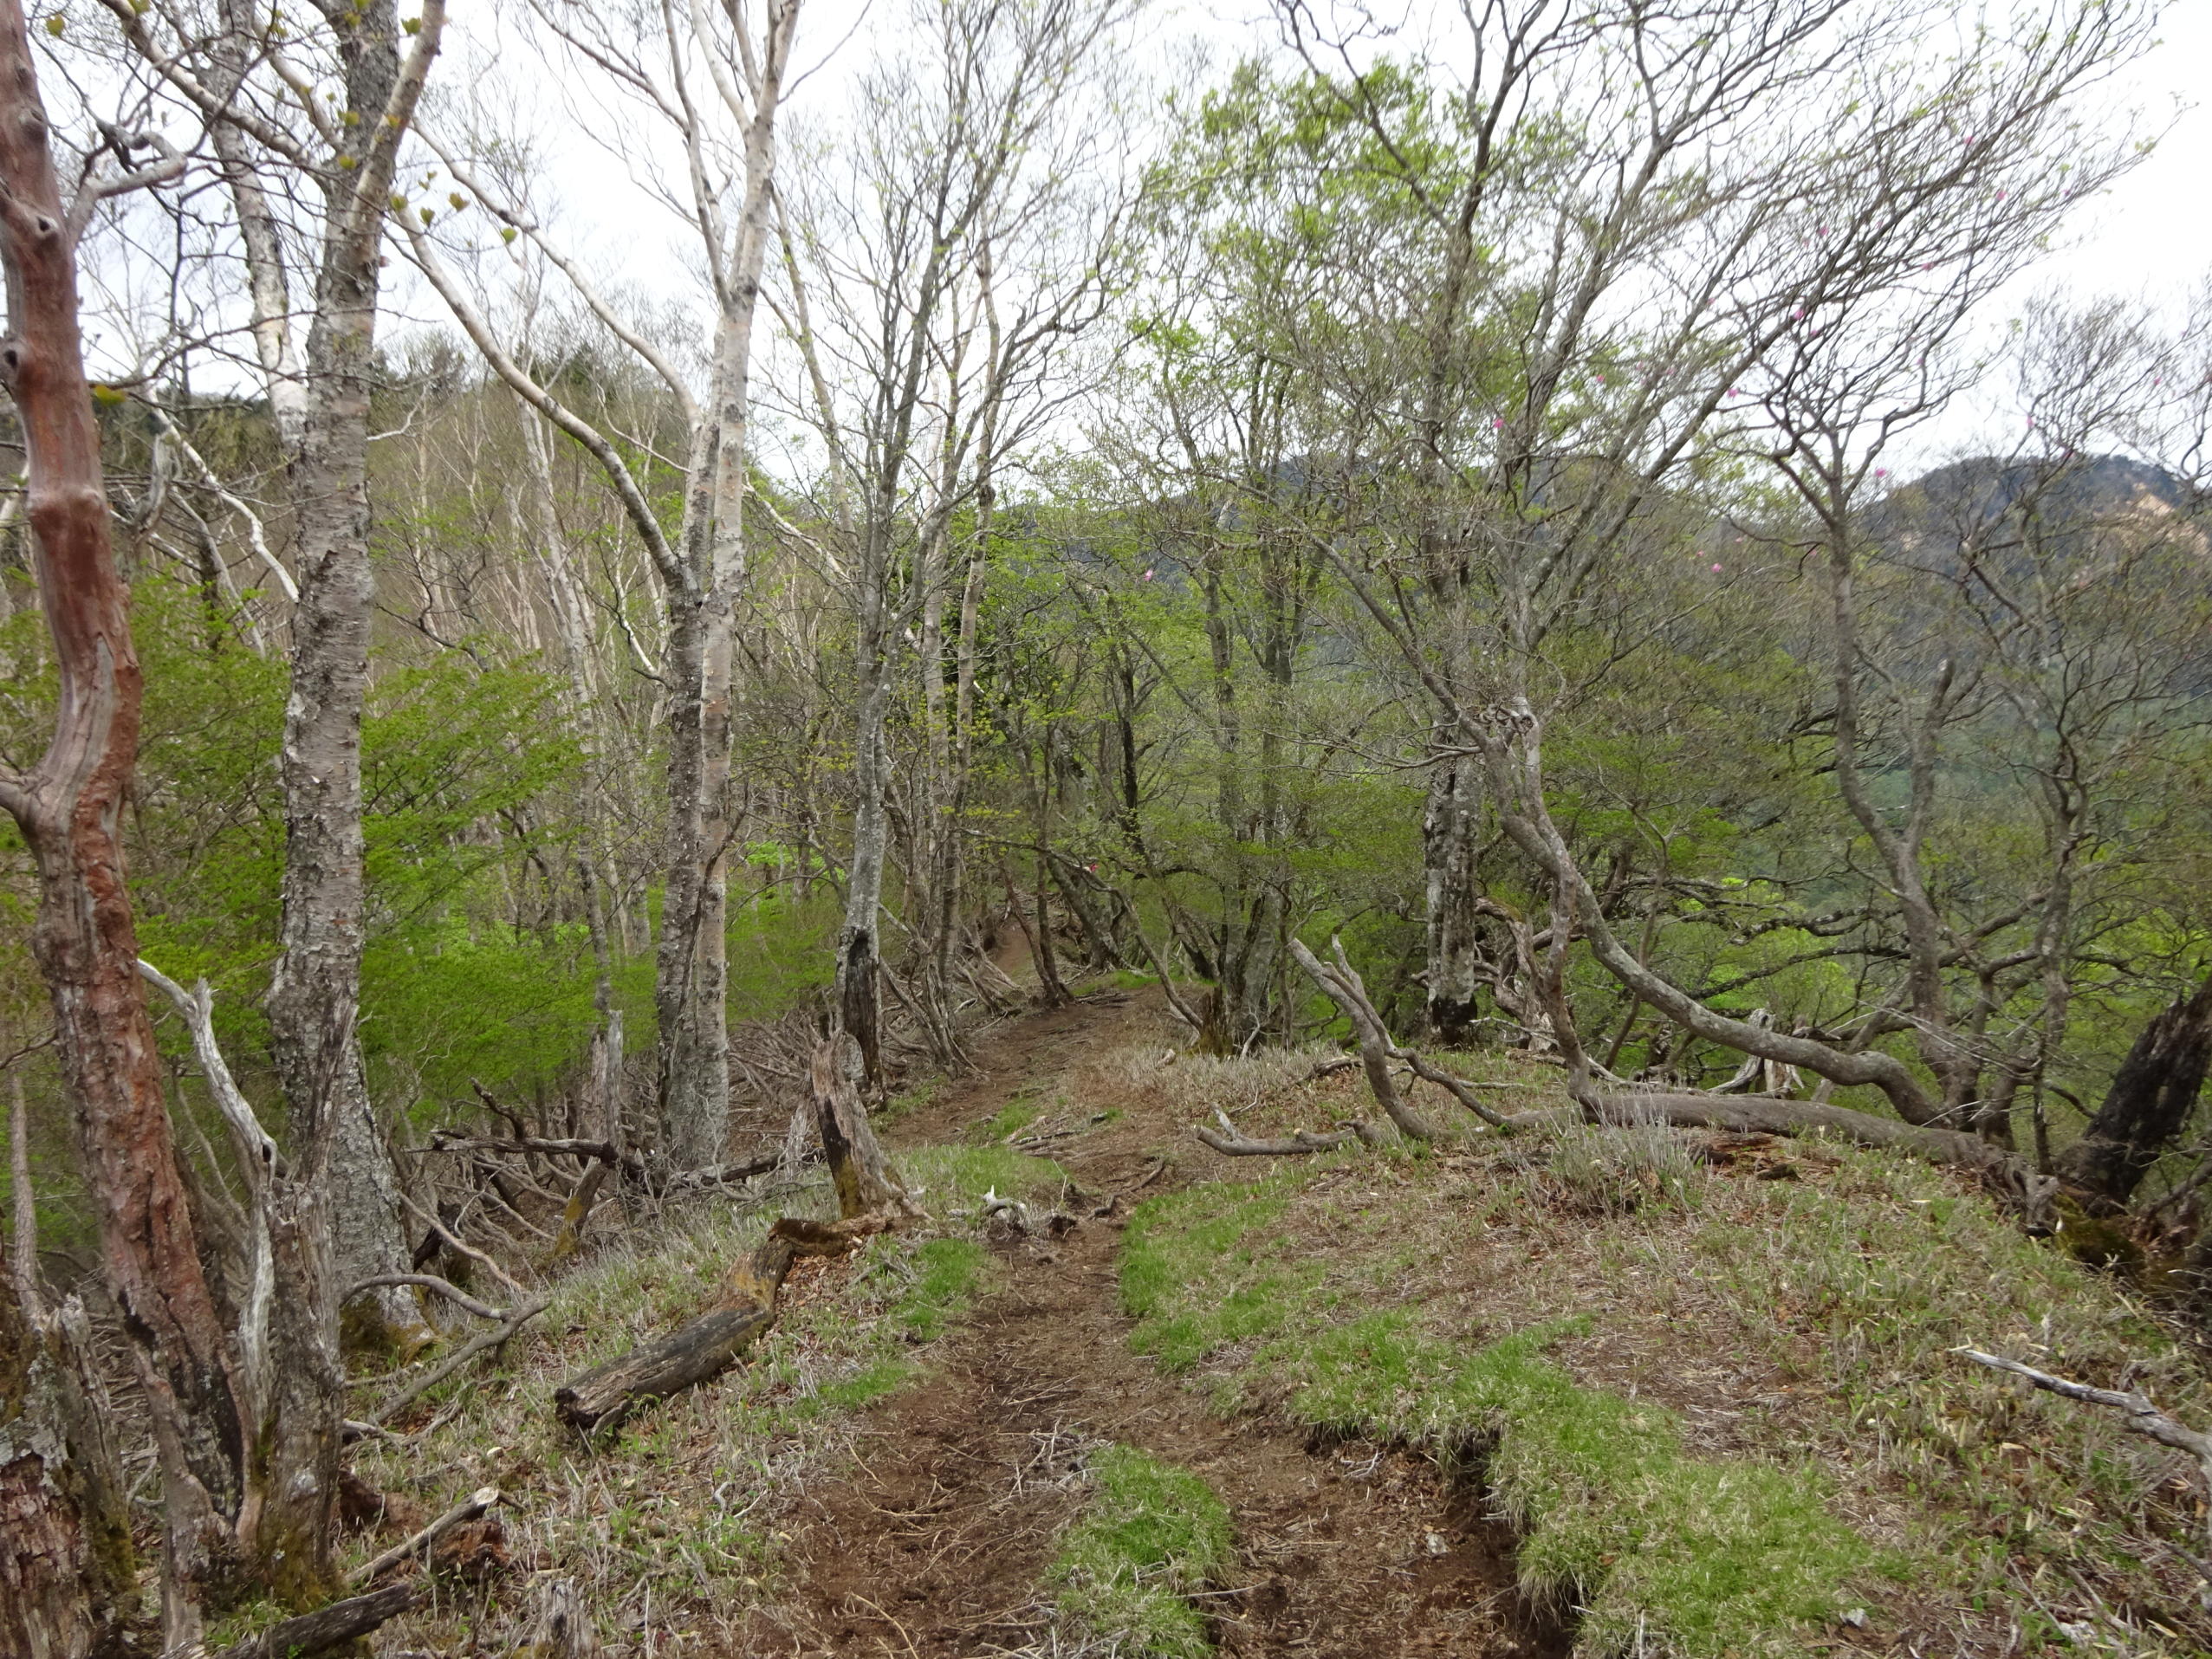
[1871,453,2197,549]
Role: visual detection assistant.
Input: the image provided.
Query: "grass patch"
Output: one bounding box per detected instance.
[900,1143,1067,1209]
[900,1236,988,1341]
[1049,1445,1234,1658]
[1287,1312,1878,1653]
[977,1098,1041,1143]
[1119,1156,1877,1656]
[1114,1113,2212,1653]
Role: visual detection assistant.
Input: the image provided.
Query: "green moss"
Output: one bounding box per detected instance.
[1049,1445,1234,1658]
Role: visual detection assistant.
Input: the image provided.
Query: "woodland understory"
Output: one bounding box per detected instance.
[8,0,2212,1652]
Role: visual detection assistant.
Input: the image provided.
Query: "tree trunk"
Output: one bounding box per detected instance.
[835,593,892,1086]
[808,1036,918,1220]
[260,0,436,1358]
[655,0,799,1163]
[654,575,731,1168]
[0,14,247,1638]
[215,0,444,1604]
[2055,975,2212,1214]
[1422,749,1484,1044]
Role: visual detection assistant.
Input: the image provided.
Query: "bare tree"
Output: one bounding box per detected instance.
[771,0,1138,1081]
[406,0,801,1170]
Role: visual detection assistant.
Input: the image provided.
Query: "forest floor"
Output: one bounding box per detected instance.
[345,976,2212,1659]
[749,986,1567,1658]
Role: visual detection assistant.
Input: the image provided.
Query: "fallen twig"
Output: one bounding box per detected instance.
[368,1297,552,1426]
[351,1484,501,1586]
[1957,1347,2212,1539]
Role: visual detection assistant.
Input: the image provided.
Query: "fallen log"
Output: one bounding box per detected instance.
[215,1584,415,1659]
[1195,1106,1384,1157]
[553,1214,886,1434]
[1577,1090,2060,1234]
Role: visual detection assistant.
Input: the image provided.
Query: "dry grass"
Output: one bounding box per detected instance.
[328,1145,1069,1655]
[1086,1036,2212,1655]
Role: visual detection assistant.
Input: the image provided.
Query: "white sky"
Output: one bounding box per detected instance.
[369,0,2212,471]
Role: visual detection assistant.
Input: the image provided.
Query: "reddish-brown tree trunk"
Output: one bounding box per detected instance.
[0,4,241,1642]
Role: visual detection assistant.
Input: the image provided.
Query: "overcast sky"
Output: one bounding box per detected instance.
[387,0,2211,475]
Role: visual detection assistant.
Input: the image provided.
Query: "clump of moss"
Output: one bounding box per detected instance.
[1048,1445,1234,1658]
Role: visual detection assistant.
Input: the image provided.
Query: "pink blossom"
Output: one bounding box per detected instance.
[1710,562,1723,573]
[1142,567,1155,580]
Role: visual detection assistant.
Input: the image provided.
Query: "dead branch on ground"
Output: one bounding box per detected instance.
[352,1484,500,1586]
[368,1297,553,1426]
[1196,1105,1381,1157]
[553,1213,887,1434]
[1957,1347,2212,1539]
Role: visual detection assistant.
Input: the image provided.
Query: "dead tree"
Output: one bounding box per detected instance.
[2055,973,2212,1214]
[1290,937,1512,1134]
[809,1035,923,1221]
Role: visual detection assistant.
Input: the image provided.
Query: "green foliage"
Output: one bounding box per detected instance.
[1048,1446,1234,1659]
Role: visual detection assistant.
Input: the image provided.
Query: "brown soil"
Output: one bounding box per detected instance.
[749,988,1570,1658]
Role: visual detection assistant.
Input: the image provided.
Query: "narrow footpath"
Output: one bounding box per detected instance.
[748,989,1568,1657]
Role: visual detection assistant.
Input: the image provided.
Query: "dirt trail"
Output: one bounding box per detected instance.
[750,990,1567,1658]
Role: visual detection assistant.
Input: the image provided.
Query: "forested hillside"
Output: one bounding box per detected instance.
[5,0,2212,1652]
